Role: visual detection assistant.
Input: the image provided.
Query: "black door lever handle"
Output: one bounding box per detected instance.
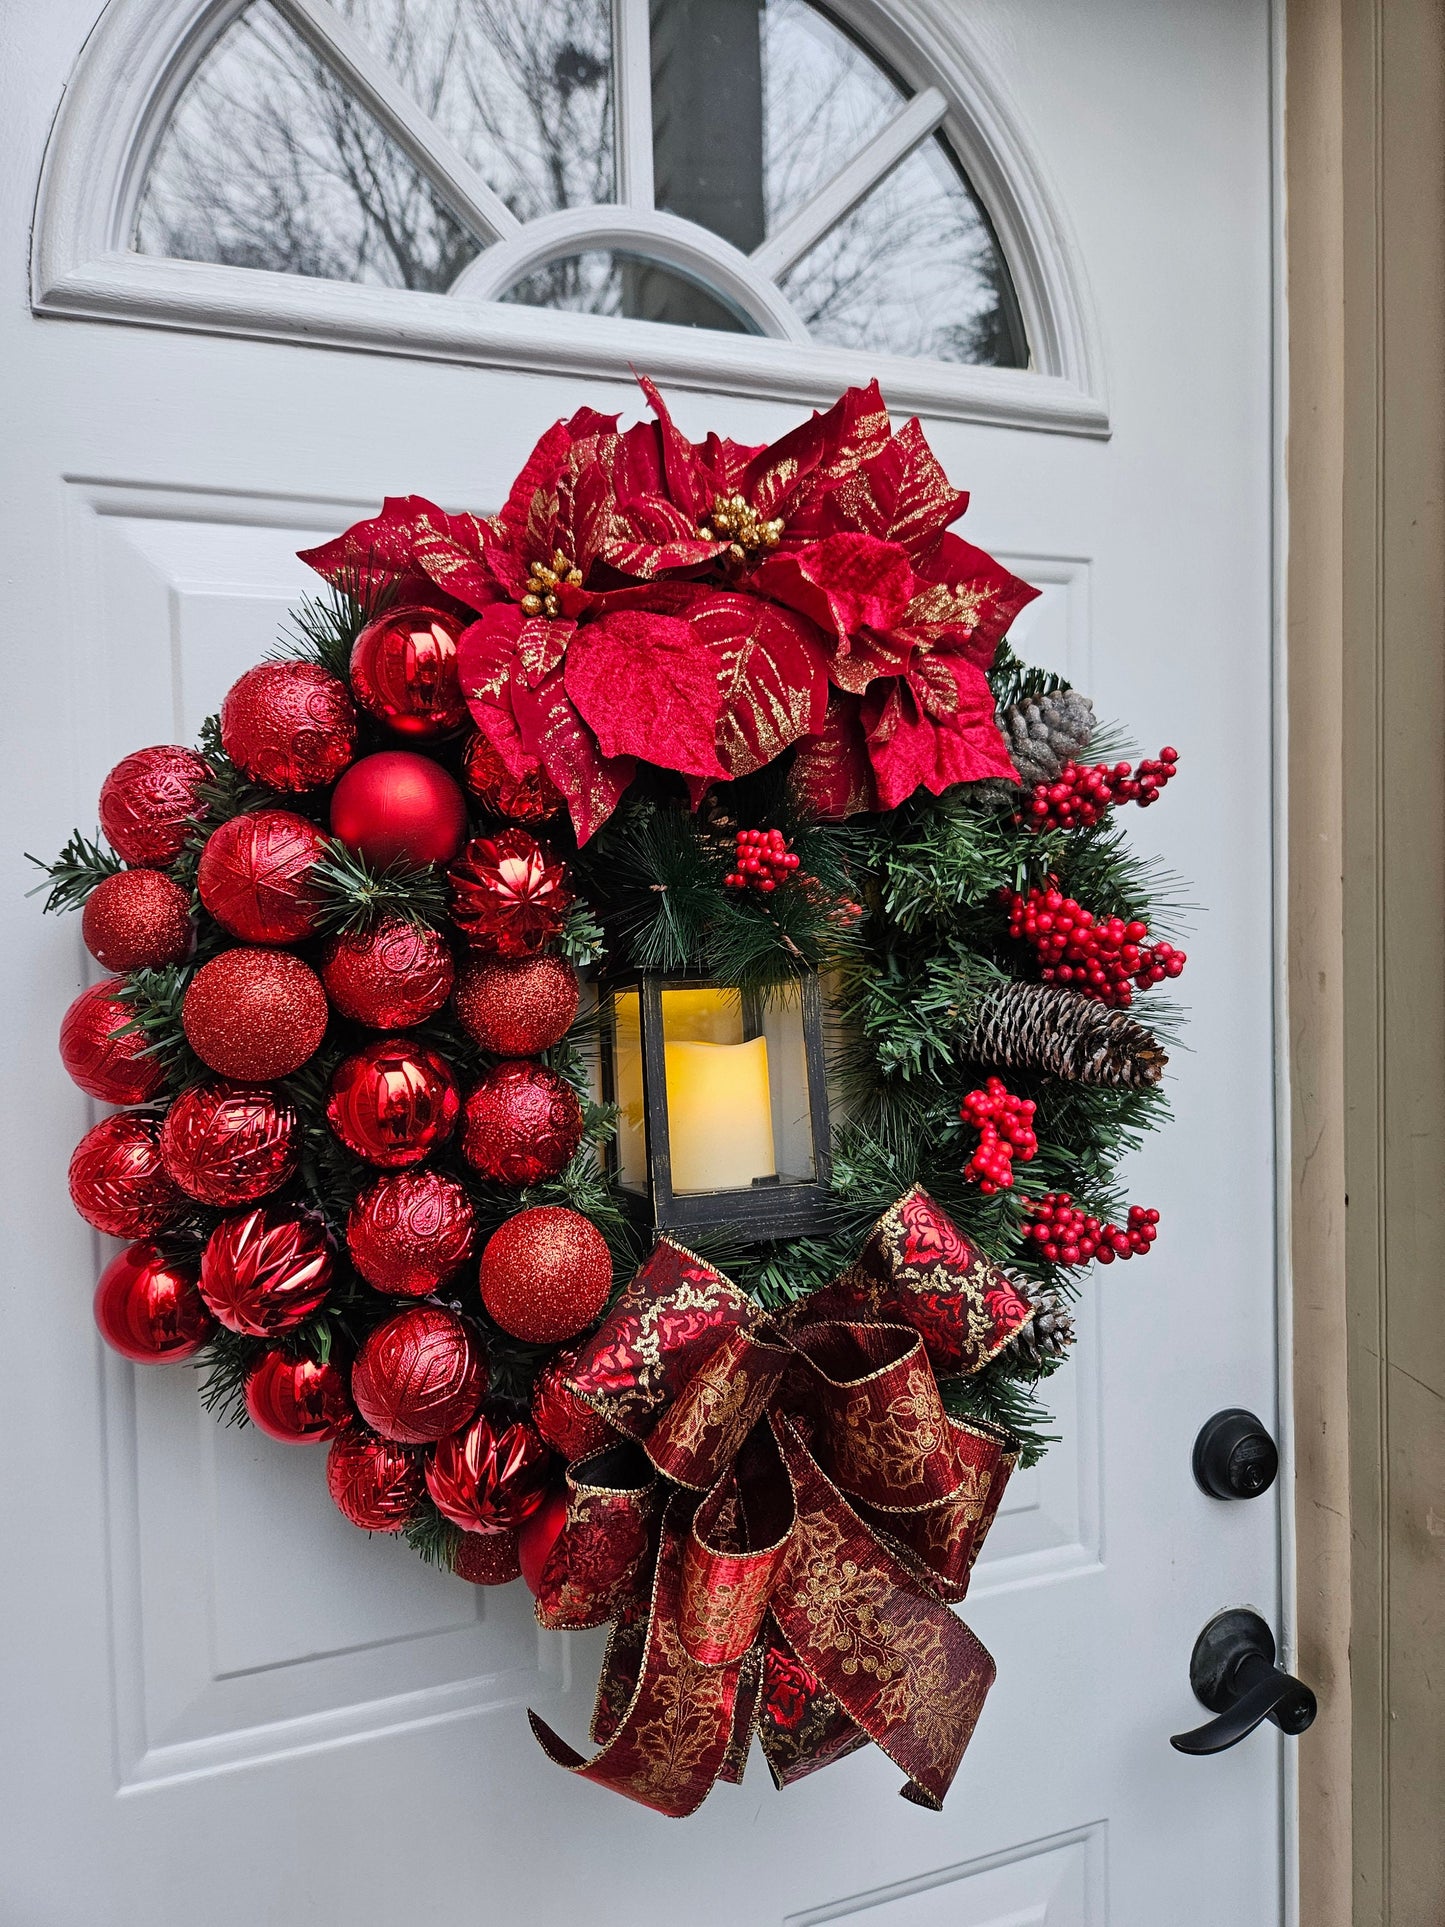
[1170,1609,1317,1755]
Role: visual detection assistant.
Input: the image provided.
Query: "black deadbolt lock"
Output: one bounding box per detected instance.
[1192,1408,1278,1500]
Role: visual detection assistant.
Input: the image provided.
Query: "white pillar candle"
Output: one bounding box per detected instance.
[664,1035,777,1193]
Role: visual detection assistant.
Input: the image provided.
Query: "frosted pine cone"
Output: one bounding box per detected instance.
[1010,1289,1076,1371]
[1000,689,1096,788]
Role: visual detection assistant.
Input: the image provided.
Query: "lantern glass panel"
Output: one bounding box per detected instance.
[658,984,814,1196]
[612,986,648,1193]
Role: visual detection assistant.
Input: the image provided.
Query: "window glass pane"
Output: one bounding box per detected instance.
[499,251,754,332]
[760,0,906,232]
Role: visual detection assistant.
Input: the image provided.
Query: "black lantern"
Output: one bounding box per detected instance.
[598,970,832,1239]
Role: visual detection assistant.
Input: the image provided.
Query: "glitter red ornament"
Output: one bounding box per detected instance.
[518,1487,569,1595]
[159,1078,298,1206]
[81,869,192,972]
[454,953,579,1057]
[69,1113,183,1238]
[453,1527,522,1586]
[350,1305,485,1444]
[425,1404,552,1535]
[530,1348,613,1460]
[182,947,329,1080]
[220,661,357,792]
[199,1206,335,1336]
[349,606,468,738]
[461,1061,584,1186]
[346,1169,476,1297]
[448,831,573,957]
[326,1429,425,1530]
[59,978,164,1104]
[197,809,327,944]
[98,745,211,866]
[245,1351,352,1443]
[320,917,454,1029]
[480,1205,612,1345]
[326,1037,460,1168]
[93,1242,216,1364]
[329,751,468,869]
[460,732,564,825]
[959,1077,1038,1194]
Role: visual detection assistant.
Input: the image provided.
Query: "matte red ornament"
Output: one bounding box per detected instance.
[245,1350,352,1443]
[448,831,573,957]
[425,1404,552,1535]
[59,978,164,1104]
[480,1205,612,1345]
[197,809,327,944]
[350,1305,485,1444]
[461,1061,584,1186]
[320,917,454,1029]
[326,1428,425,1529]
[220,661,357,792]
[93,1241,216,1363]
[329,752,468,869]
[454,953,579,1057]
[453,1527,522,1586]
[518,1486,570,1595]
[69,1113,183,1238]
[326,1037,460,1168]
[346,1168,476,1296]
[159,1079,298,1206]
[199,1207,335,1336]
[98,745,211,866]
[461,731,564,825]
[81,869,192,972]
[531,1348,613,1461]
[182,947,328,1081]
[350,606,468,738]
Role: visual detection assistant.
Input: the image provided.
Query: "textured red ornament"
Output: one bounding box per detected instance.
[425,1404,552,1534]
[350,1305,485,1444]
[448,831,573,957]
[199,1206,335,1336]
[98,745,211,866]
[326,1428,425,1529]
[220,661,357,792]
[197,809,327,944]
[159,1079,298,1206]
[454,953,579,1056]
[329,751,468,869]
[462,1061,584,1186]
[349,606,468,738]
[59,978,165,1104]
[93,1241,216,1363]
[182,947,328,1080]
[326,1037,460,1167]
[453,1527,522,1586]
[531,1348,614,1460]
[346,1169,476,1296]
[480,1205,612,1345]
[461,731,564,825]
[81,869,192,972]
[69,1113,183,1238]
[320,917,454,1028]
[518,1486,570,1595]
[245,1350,352,1443]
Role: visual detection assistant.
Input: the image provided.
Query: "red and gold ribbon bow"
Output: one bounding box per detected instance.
[526,1186,1034,1816]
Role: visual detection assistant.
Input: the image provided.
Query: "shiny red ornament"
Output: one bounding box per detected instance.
[448,831,573,957]
[93,1242,216,1363]
[81,869,192,972]
[59,978,164,1105]
[518,1486,570,1595]
[350,1305,485,1444]
[425,1404,552,1535]
[69,1113,183,1238]
[530,1348,614,1461]
[453,1527,522,1586]
[182,947,328,1081]
[220,661,357,792]
[159,1078,298,1206]
[480,1205,612,1346]
[197,809,327,944]
[461,1061,584,1186]
[199,1206,335,1336]
[244,1350,351,1443]
[98,745,211,866]
[461,732,564,825]
[327,1037,460,1168]
[454,953,579,1057]
[347,1169,476,1297]
[350,606,468,738]
[326,1428,425,1530]
[320,917,454,1029]
[329,751,468,869]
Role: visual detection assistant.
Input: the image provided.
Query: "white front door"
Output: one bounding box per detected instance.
[1,2,1284,1922]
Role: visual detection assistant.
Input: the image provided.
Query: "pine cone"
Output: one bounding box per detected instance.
[1010,1288,1076,1371]
[1000,688,1096,787]
[959,981,1166,1088]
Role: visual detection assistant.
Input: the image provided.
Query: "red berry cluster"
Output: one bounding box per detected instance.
[1025,748,1179,831]
[960,1077,1038,1193]
[1004,884,1187,1007]
[724,827,806,894]
[1022,1193,1161,1266]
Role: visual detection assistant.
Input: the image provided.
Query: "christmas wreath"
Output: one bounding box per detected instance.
[37,378,1185,1816]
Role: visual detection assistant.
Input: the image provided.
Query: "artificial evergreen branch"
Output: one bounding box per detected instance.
[115,965,203,1090]
[25,831,124,913]
[196,1329,258,1429]
[309,837,451,934]
[958,981,1168,1088]
[277,566,395,680]
[404,1499,463,1569]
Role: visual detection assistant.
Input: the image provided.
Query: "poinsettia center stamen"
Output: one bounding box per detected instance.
[697,493,784,573]
[521,548,584,619]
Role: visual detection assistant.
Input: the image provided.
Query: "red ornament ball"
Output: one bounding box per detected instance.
[461,1061,584,1186]
[98,745,211,866]
[182,947,328,1081]
[59,978,164,1105]
[326,1037,460,1168]
[449,831,573,957]
[480,1206,612,1346]
[93,1242,215,1364]
[220,661,357,792]
[82,869,192,972]
[245,1350,352,1443]
[350,607,468,738]
[452,1527,522,1586]
[199,1206,335,1336]
[461,732,564,825]
[454,953,579,1057]
[320,917,454,1029]
[326,1429,425,1530]
[346,1169,476,1297]
[425,1404,552,1535]
[518,1486,570,1596]
[69,1113,182,1239]
[350,1305,485,1444]
[159,1079,298,1206]
[197,809,326,944]
[531,1349,614,1461]
[330,752,468,869]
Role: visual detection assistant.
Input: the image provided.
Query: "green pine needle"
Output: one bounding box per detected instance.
[309,837,451,934]
[277,568,396,680]
[25,831,123,913]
